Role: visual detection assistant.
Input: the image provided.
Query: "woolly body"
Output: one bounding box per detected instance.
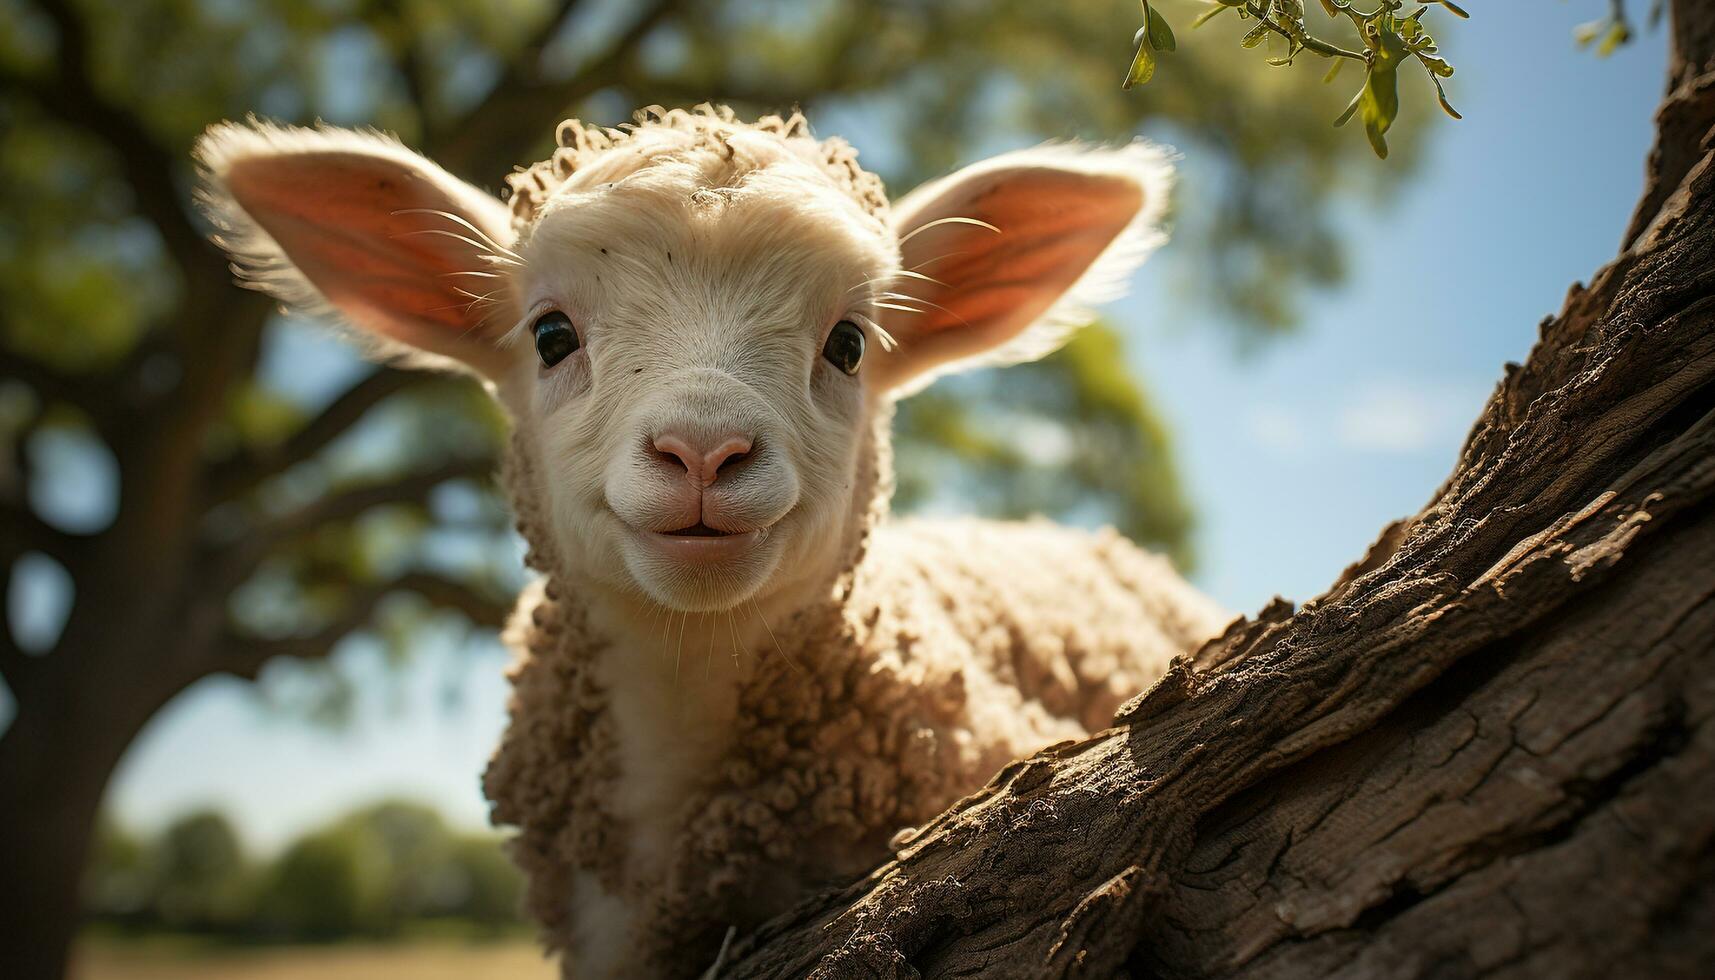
[193,105,1228,978]
[486,411,1224,976]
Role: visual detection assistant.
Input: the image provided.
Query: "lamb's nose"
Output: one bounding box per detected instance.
[651,432,754,488]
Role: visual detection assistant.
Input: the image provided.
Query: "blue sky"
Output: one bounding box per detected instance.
[98,4,1671,851]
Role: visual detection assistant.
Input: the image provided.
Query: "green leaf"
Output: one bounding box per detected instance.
[1357,26,1407,159]
[1597,22,1632,57]
[1124,38,1156,88]
[1146,5,1177,52]
[1432,0,1469,17]
[1323,58,1345,84]
[1333,87,1362,128]
[1192,4,1229,29]
[1429,74,1461,119]
[1418,53,1455,77]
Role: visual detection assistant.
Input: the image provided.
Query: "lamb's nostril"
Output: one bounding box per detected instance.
[649,432,755,487]
[703,437,754,481]
[650,434,699,476]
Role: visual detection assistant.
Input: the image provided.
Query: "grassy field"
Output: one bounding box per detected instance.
[74,936,560,980]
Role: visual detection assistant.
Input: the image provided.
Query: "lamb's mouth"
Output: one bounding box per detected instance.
[630,521,770,565]
[662,521,737,538]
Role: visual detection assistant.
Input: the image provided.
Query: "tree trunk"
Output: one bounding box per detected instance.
[0,619,197,980]
[1,715,131,980]
[721,6,1715,979]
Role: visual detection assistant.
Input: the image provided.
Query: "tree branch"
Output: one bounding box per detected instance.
[5,0,219,281]
[206,366,435,503]
[1624,1,1715,248]
[0,504,90,569]
[393,570,513,628]
[204,456,496,591]
[0,345,102,410]
[0,556,34,696]
[432,0,689,179]
[1671,0,1715,83]
[261,457,495,542]
[220,570,511,680]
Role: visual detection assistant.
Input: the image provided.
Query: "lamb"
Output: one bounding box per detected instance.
[194,104,1229,978]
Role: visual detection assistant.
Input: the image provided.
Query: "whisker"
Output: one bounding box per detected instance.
[749,599,803,676]
[847,312,898,352]
[392,207,524,260]
[874,291,931,304]
[842,268,949,298]
[898,215,1000,247]
[871,301,924,316]
[423,287,506,330]
[657,605,673,669]
[891,269,948,287]
[394,227,515,257]
[450,286,502,305]
[726,610,743,669]
[876,292,971,330]
[909,250,971,272]
[705,615,717,681]
[422,296,496,316]
[675,608,689,687]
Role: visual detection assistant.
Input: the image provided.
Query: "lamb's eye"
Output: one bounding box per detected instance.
[532,311,580,368]
[822,320,865,376]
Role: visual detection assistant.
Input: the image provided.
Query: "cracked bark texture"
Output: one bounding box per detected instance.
[718,4,1715,978]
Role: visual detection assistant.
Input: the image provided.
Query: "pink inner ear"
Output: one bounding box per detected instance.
[225,151,511,367]
[886,167,1142,378]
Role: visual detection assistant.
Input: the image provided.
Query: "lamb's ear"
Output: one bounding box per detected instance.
[195,119,518,379]
[868,142,1172,394]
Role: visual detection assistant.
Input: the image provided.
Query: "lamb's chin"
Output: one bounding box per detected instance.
[619,526,785,612]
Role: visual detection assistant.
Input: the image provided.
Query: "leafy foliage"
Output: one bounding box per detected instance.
[1574,0,1663,58]
[1129,0,1466,159]
[0,0,1424,727]
[153,812,253,931]
[894,324,1194,570]
[85,802,527,940]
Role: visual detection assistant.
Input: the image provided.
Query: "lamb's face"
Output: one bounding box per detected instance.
[492,156,898,612]
[198,115,1171,618]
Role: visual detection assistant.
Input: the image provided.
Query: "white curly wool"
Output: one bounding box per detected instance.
[480,111,1221,974]
[485,412,1226,979]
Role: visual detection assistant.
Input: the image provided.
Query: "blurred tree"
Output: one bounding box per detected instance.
[0,1,1415,976]
[1128,0,1468,160]
[895,323,1194,569]
[259,821,391,939]
[151,809,253,931]
[80,800,528,940]
[82,815,152,925]
[436,835,529,931]
[339,800,456,928]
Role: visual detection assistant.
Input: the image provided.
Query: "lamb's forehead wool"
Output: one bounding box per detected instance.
[503,104,890,236]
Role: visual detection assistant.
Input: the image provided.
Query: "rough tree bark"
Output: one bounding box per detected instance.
[721,5,1715,979]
